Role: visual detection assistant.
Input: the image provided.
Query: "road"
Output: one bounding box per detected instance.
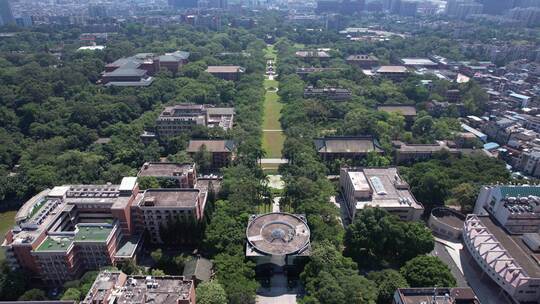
[431,239,514,304]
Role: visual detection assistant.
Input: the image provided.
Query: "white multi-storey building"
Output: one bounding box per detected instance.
[339,167,424,221]
[474,185,540,234]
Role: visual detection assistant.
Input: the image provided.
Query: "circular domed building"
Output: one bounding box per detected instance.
[246,213,310,265]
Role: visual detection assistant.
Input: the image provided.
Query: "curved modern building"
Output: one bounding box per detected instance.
[428,207,465,241]
[463,214,540,303]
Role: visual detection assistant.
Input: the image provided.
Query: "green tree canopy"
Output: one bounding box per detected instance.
[344,208,434,268]
[400,256,456,287]
[367,269,409,304]
[196,280,228,304]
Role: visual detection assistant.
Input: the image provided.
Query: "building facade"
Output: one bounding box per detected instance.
[205,66,245,81]
[138,162,197,188]
[473,185,540,233]
[314,136,383,162]
[155,104,234,138]
[463,215,540,303]
[186,140,236,169]
[303,86,352,101]
[393,287,479,304]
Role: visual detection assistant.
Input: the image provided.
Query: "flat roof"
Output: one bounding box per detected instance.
[115,235,142,258]
[138,162,194,178]
[376,65,408,73]
[36,235,74,252]
[431,208,465,229]
[377,105,417,116]
[103,68,147,77]
[74,225,114,242]
[401,58,437,66]
[78,45,105,51]
[206,66,243,73]
[314,136,380,154]
[348,168,423,210]
[186,140,235,153]
[347,54,378,61]
[139,189,199,208]
[348,171,371,192]
[396,288,479,304]
[119,177,137,192]
[35,224,114,252]
[394,140,454,153]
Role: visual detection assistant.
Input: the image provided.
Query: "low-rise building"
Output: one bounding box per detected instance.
[295,50,331,60]
[81,270,195,304]
[392,140,462,164]
[186,139,236,169]
[377,104,417,122]
[314,136,383,162]
[375,65,408,81]
[346,54,379,69]
[393,287,479,304]
[303,86,352,101]
[400,58,438,69]
[138,162,197,188]
[517,148,540,177]
[428,207,466,241]
[296,67,343,79]
[155,103,234,138]
[339,167,424,221]
[205,65,245,81]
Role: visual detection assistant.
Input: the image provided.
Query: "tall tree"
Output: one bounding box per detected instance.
[196,281,228,304]
[400,256,456,287]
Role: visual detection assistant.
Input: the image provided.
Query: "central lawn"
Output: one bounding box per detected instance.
[262,131,285,158]
[264,44,277,60]
[262,91,283,130]
[261,44,285,159]
[264,78,279,90]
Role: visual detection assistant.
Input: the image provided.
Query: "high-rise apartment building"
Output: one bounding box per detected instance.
[0,0,15,25]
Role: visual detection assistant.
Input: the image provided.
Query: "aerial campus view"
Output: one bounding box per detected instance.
[0,0,539,304]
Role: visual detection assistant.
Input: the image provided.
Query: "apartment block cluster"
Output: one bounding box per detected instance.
[1,162,214,286]
[447,0,540,26]
[456,70,540,179]
[462,184,540,303]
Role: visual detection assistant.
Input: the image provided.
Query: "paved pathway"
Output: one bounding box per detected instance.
[267,175,285,189]
[430,242,468,288]
[260,158,288,164]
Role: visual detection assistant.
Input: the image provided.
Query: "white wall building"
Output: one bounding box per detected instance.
[339,167,424,221]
